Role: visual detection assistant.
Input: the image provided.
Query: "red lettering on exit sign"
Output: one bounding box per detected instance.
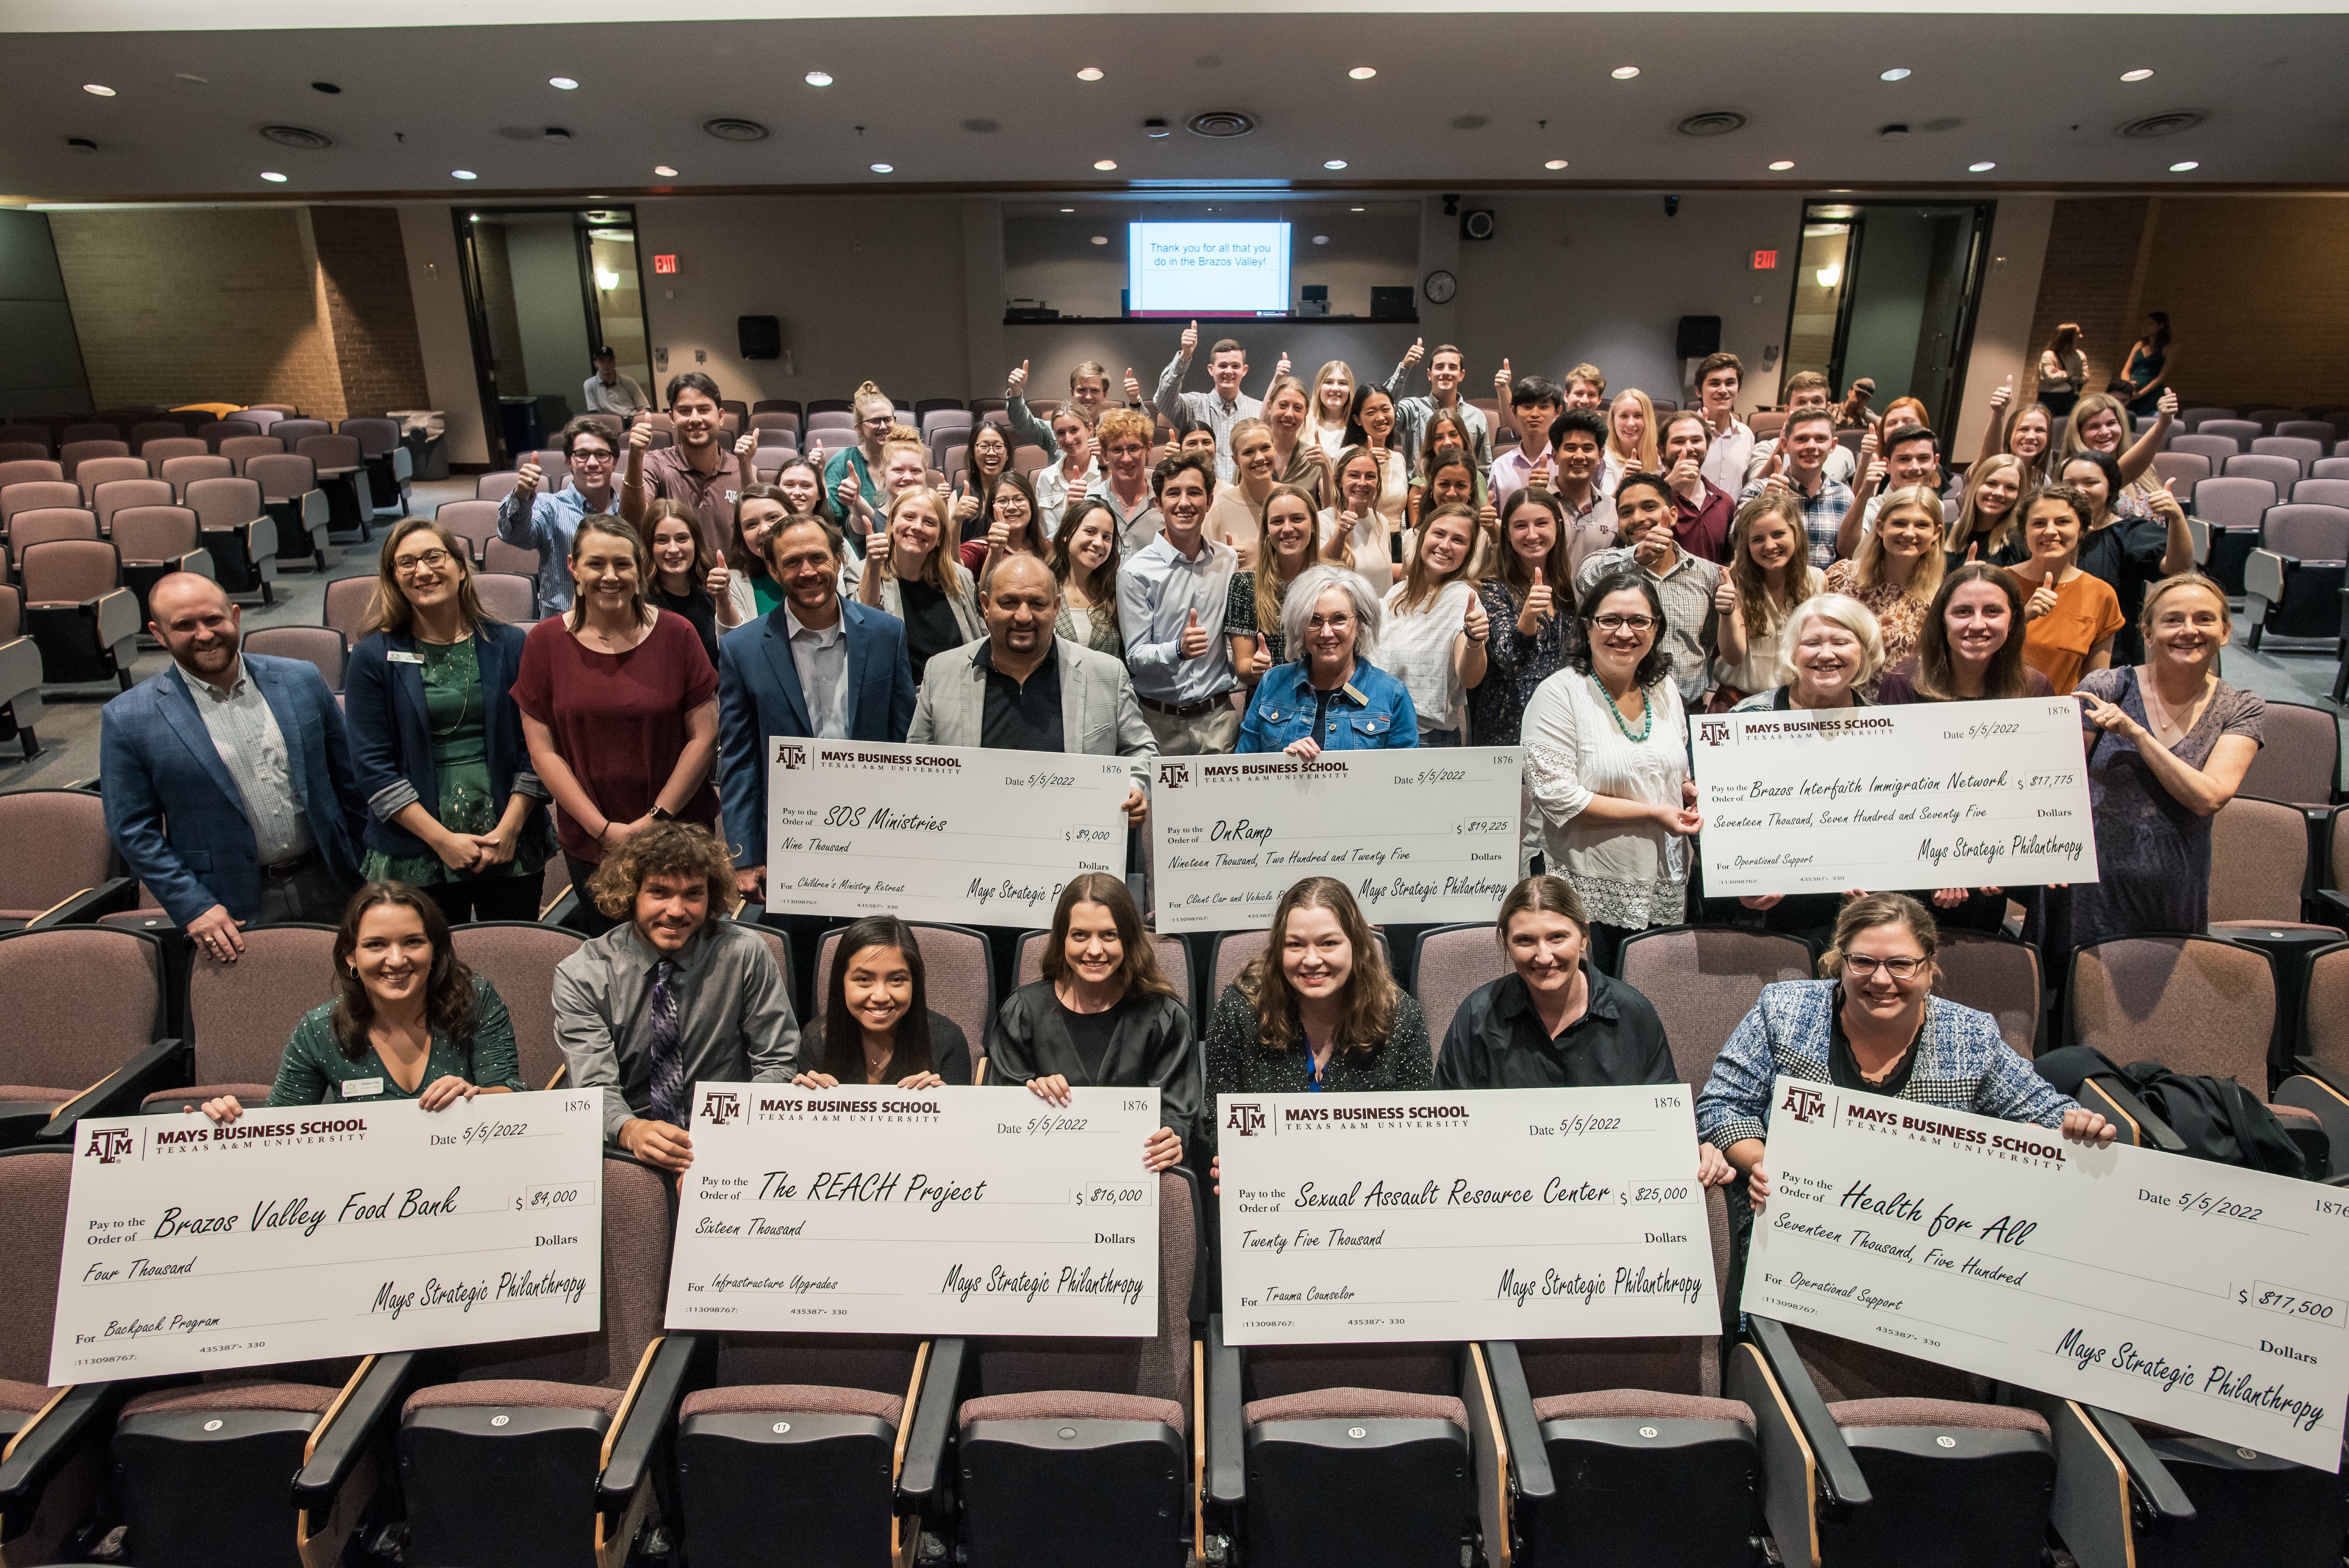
[653,255,679,274]
[1752,249,1779,270]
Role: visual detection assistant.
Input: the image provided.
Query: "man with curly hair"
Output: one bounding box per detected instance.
[553,821,799,1171]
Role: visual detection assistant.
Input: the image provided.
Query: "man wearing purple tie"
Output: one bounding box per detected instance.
[552,821,800,1172]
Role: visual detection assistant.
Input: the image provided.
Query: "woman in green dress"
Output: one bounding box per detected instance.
[346,517,554,923]
[194,881,526,1121]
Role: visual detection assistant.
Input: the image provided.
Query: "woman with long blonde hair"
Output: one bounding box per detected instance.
[1600,388,1658,496]
[1708,494,1823,710]
[1823,485,1946,691]
[1305,359,1357,461]
[857,485,980,683]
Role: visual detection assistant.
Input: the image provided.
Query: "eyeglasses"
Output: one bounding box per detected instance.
[570,448,615,464]
[1589,613,1659,632]
[393,548,455,576]
[1304,613,1354,632]
[1842,954,1925,980]
[859,414,895,429]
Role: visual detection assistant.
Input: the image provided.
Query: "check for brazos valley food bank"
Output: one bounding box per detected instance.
[50,1096,604,1386]
[1692,697,2096,898]
[766,738,1132,925]
[1149,748,1520,934]
[1217,1086,1720,1345]
[1745,1078,2349,1469]
[665,1084,1160,1337]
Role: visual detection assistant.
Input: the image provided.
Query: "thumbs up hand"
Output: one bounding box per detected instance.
[1180,321,1200,356]
[1403,337,1425,371]
[1006,360,1030,396]
[1124,367,1143,403]
[1518,565,1554,638]
[1179,606,1210,659]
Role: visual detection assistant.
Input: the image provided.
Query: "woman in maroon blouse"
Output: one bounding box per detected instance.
[514,514,720,935]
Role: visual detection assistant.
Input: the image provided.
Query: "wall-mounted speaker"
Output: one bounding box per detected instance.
[1675,315,1722,359]
[1460,209,1496,241]
[738,314,783,360]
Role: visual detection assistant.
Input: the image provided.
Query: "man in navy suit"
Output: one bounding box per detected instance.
[717,517,915,1000]
[101,573,367,962]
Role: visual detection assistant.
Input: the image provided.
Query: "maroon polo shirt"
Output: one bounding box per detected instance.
[1673,479,1736,565]
[637,441,750,556]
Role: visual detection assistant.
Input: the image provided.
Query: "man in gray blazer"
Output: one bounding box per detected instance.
[907,555,1156,825]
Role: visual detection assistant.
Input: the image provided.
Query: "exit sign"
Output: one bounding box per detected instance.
[1752,249,1779,270]
[653,254,679,275]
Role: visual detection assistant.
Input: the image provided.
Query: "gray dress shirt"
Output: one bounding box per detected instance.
[1153,351,1262,485]
[553,918,800,1139]
[176,658,313,864]
[786,603,850,740]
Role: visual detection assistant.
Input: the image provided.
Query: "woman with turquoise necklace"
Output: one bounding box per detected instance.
[1519,567,1703,975]
[346,517,555,922]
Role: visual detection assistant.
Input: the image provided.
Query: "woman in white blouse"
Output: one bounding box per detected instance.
[1521,567,1702,973]
[1343,383,1410,540]
[1306,359,1357,461]
[1031,405,1098,538]
[1379,503,1489,744]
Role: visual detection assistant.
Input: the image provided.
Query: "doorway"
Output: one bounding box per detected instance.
[451,205,652,467]
[1780,201,1992,433]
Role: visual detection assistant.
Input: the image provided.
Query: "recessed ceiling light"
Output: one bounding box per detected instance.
[1094,159,1117,170]
[1076,67,1104,81]
[2170,160,2200,172]
[1060,207,1075,213]
[805,71,833,86]
[1610,66,1640,80]
[2121,68,2154,82]
[260,171,288,182]
[452,169,478,180]
[1968,160,1996,172]
[1312,234,1330,245]
[870,162,893,173]
[83,83,116,96]
[1544,159,1568,169]
[1348,66,1376,80]
[1351,205,1365,211]
[1769,160,1796,170]
[549,76,579,90]
[1090,235,1108,245]
[1323,159,1347,169]
[1880,67,1912,81]
[653,165,678,176]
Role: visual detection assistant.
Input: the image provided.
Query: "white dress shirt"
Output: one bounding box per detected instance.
[1700,417,1755,497]
[1117,533,1239,704]
[1033,457,1101,539]
[176,657,313,864]
[785,604,850,739]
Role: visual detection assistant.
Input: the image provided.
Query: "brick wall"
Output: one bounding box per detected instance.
[311,206,432,416]
[2023,195,2349,410]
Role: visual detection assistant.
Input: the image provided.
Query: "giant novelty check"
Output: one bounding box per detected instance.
[766,738,1132,925]
[1745,1078,2349,1468]
[1217,1086,1720,1345]
[51,1095,604,1385]
[665,1083,1160,1337]
[1149,748,1520,933]
[1692,697,2097,898]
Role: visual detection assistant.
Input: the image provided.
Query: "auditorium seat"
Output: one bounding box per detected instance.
[818,923,993,1046]
[0,422,52,454]
[296,434,370,540]
[0,586,45,758]
[2242,504,2349,650]
[339,416,413,516]
[159,452,232,498]
[529,447,570,488]
[472,570,537,625]
[183,475,279,601]
[1616,927,1814,1087]
[955,1169,1199,1567]
[1479,1187,1762,1568]
[1929,930,2041,1055]
[235,407,286,431]
[218,434,285,473]
[0,924,182,1147]
[2199,418,2262,446]
[1206,1328,1481,1566]
[323,575,375,645]
[2206,796,2344,1075]
[61,421,118,447]
[476,470,520,502]
[138,923,336,1114]
[750,398,802,419]
[271,417,330,447]
[91,475,173,533]
[73,453,148,499]
[2224,452,2304,493]
[20,538,139,688]
[2237,699,2342,879]
[128,419,184,451]
[242,625,348,693]
[447,921,585,1090]
[244,452,333,569]
[8,506,100,554]
[381,1151,681,1568]
[0,788,133,930]
[2293,476,2349,508]
[2,477,84,539]
[433,498,502,562]
[1409,923,1508,1057]
[2164,432,2237,467]
[2189,476,2278,593]
[482,535,540,583]
[59,438,130,481]
[111,504,214,622]
[2274,420,2337,448]
[0,458,64,488]
[2252,435,2325,473]
[2147,450,2208,492]
[194,419,261,450]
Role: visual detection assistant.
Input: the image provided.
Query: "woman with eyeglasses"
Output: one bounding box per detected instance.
[346,519,554,924]
[1238,565,1417,755]
[1522,568,1701,973]
[957,468,1048,578]
[952,420,1014,538]
[820,380,901,532]
[1698,894,2113,1228]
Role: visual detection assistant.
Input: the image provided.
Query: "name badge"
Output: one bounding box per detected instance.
[387,652,424,665]
[341,1077,384,1098]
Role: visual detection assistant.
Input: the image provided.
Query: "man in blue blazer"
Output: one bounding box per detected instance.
[102,573,367,962]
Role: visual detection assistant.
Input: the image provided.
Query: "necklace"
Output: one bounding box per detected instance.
[1593,674,1653,741]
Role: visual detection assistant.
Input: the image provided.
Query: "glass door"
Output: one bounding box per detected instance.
[1779,201,1992,433]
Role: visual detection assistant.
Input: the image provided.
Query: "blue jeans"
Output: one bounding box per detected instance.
[1419,727,1460,747]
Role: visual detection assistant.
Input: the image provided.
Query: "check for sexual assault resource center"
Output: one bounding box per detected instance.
[1692,697,2098,898]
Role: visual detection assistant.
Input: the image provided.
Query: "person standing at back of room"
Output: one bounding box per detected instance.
[1153,321,1290,485]
[1384,339,1491,473]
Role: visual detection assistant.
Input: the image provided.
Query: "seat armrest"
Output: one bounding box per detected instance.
[38,1037,190,1138]
[896,1335,966,1514]
[0,1383,124,1516]
[2078,1402,2197,1526]
[25,876,137,928]
[2290,1057,2349,1100]
[2078,1074,2186,1154]
[2319,888,2349,923]
[1477,1340,1554,1504]
[1205,1315,1246,1506]
[291,1351,418,1507]
[1744,1316,1871,1511]
[598,1333,702,1508]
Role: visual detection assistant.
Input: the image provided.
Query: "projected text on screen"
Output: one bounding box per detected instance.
[1127,222,1292,317]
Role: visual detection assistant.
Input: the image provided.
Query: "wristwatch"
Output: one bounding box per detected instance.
[651,806,676,823]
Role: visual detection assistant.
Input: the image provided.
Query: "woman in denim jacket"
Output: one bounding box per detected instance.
[1238,565,1419,756]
